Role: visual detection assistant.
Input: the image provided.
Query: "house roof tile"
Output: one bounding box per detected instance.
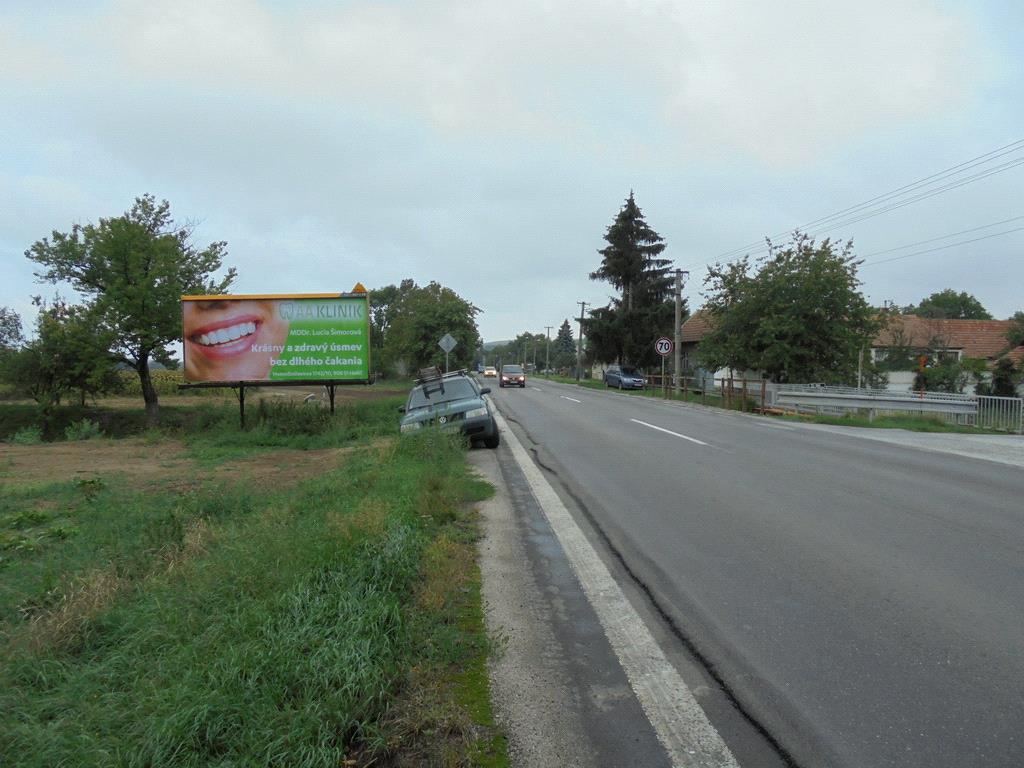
[873,316,1014,360]
[681,310,714,343]
[677,311,1017,362]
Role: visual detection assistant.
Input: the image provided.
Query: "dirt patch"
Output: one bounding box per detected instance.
[0,438,194,490]
[0,438,395,493]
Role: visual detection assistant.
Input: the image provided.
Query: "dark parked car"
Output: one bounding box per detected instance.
[499,364,527,388]
[399,369,500,448]
[604,364,645,390]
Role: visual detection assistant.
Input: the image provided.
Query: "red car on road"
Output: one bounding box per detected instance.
[499,364,527,388]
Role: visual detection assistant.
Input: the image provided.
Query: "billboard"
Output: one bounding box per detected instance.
[181,291,370,383]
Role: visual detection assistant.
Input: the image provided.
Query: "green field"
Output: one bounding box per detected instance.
[0,394,507,767]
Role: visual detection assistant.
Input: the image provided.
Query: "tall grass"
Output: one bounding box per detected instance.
[0,416,503,766]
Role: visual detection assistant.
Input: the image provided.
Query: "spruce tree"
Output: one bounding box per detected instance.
[588,193,679,366]
[591,192,672,311]
[553,319,576,368]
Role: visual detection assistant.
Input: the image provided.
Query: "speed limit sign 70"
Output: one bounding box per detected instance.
[655,337,673,357]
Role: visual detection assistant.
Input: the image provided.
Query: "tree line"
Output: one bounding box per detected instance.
[1,196,482,424]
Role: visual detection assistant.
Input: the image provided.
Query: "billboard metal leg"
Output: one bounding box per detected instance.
[328,384,336,414]
[236,384,246,429]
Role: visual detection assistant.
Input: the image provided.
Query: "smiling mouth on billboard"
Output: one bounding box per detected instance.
[189,317,262,358]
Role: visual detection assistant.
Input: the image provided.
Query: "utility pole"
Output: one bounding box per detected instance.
[576,301,588,382]
[674,270,688,396]
[544,325,553,377]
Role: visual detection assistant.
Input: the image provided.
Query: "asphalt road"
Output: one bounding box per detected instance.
[488,378,1024,768]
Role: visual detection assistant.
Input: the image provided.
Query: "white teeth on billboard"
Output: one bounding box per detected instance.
[196,321,257,347]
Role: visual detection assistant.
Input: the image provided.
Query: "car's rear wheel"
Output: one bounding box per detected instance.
[484,432,500,449]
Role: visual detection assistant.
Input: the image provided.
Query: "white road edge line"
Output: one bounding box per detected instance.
[560,395,582,403]
[750,420,795,431]
[492,408,738,768]
[631,418,710,446]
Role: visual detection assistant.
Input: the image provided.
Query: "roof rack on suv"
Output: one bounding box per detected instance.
[415,366,470,397]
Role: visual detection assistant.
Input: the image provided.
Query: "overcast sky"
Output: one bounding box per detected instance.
[2,0,1022,346]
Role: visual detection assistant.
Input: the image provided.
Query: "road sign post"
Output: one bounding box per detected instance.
[655,336,674,399]
[438,333,458,373]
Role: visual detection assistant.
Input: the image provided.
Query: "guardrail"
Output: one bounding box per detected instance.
[772,384,1023,433]
[617,373,1023,433]
[774,387,976,422]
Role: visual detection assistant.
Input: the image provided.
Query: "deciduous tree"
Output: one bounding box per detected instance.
[699,232,878,383]
[1,298,118,413]
[0,306,22,350]
[26,195,235,423]
[908,289,992,320]
[382,281,479,374]
[369,280,416,375]
[1006,311,1024,348]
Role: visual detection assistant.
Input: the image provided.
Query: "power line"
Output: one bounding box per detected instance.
[713,138,1024,262]
[726,156,1024,262]
[791,142,1024,234]
[798,157,1024,239]
[858,215,1024,259]
[862,226,1024,268]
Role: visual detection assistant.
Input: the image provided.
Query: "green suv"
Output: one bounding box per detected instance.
[399,369,500,449]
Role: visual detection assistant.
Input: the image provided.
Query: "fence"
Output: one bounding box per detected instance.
[976,395,1024,433]
[637,374,771,411]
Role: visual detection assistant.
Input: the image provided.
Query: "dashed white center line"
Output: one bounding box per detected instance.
[631,418,709,446]
[560,395,582,403]
[531,386,544,391]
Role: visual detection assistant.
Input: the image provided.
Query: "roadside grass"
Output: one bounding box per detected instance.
[182,397,406,464]
[781,411,996,433]
[0,396,507,767]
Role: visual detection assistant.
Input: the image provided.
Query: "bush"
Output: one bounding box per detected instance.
[990,357,1020,397]
[912,358,985,394]
[9,426,43,445]
[64,419,103,441]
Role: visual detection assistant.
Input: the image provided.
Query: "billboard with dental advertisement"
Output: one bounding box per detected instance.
[181,289,370,383]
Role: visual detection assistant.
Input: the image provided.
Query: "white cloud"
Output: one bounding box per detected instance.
[2,0,981,165]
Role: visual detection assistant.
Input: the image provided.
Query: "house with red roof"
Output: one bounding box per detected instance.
[679,311,1023,391]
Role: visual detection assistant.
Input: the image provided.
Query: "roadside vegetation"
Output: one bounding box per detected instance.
[0,392,507,767]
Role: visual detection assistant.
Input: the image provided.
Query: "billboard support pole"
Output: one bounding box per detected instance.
[235,384,246,429]
[180,378,371,427]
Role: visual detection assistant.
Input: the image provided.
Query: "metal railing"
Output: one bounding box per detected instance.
[620,373,1024,433]
[977,395,1024,433]
[771,384,1023,433]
